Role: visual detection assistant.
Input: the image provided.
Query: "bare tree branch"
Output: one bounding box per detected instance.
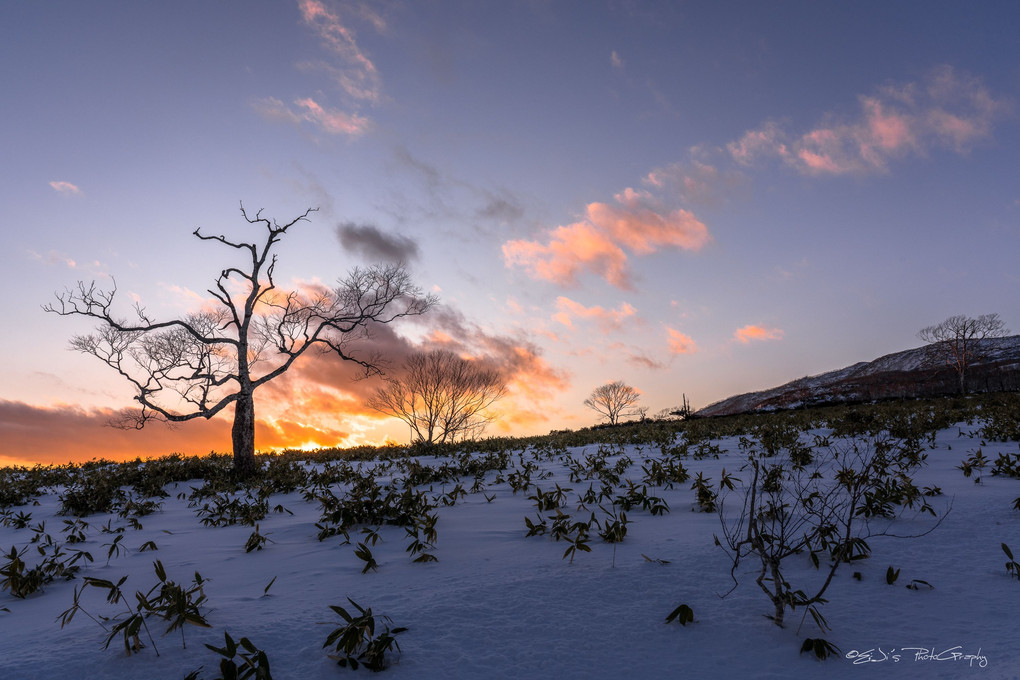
[44,204,436,475]
[369,349,507,446]
[918,313,1010,394]
[583,380,641,425]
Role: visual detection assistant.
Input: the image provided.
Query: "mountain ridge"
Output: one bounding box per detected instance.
[697,335,1020,417]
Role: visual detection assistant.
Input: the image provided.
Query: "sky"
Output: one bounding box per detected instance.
[1,0,1018,466]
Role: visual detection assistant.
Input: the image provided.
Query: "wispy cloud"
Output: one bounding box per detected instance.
[503,188,710,289]
[733,324,784,344]
[643,158,747,207]
[728,66,1009,175]
[298,0,383,103]
[256,1,383,137]
[49,181,82,196]
[29,249,77,269]
[252,96,370,137]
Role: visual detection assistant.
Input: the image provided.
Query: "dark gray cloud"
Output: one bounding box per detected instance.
[336,222,420,262]
[476,193,524,224]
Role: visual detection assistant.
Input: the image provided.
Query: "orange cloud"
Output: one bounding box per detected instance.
[503,191,709,289]
[265,304,572,442]
[15,284,569,463]
[553,297,637,332]
[729,66,1007,175]
[503,221,629,287]
[666,327,697,354]
[733,325,784,344]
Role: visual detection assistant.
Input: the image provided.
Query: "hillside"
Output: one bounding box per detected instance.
[698,335,1020,417]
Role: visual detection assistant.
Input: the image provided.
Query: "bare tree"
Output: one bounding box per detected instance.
[369,349,507,446]
[44,204,436,476]
[583,380,641,425]
[918,313,1009,395]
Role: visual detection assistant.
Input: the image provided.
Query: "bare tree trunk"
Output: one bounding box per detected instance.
[232,389,257,478]
[771,559,786,627]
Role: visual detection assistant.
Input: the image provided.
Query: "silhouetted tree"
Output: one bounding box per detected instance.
[45,204,436,476]
[369,349,506,446]
[918,313,1009,395]
[584,380,641,425]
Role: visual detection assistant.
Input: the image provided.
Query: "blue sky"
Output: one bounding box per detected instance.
[2,1,1018,464]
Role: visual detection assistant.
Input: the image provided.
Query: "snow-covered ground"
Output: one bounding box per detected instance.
[1,422,1018,679]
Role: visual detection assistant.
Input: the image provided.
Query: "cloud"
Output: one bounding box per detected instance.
[476,193,524,224]
[503,190,710,289]
[298,0,383,103]
[295,98,371,135]
[728,66,1009,176]
[252,96,370,137]
[733,324,784,344]
[607,342,666,370]
[553,297,637,333]
[666,327,698,354]
[728,121,789,167]
[610,50,623,70]
[49,181,82,196]
[336,222,420,262]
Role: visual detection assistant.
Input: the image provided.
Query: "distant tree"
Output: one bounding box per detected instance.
[369,349,507,446]
[45,204,436,477]
[584,380,641,425]
[917,313,1010,395]
[669,393,693,420]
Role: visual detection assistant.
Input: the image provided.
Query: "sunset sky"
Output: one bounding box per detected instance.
[2,1,1018,466]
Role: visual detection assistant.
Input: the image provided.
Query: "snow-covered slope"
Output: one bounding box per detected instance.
[699,336,1020,417]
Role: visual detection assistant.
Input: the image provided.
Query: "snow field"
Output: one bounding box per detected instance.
[1,423,1018,679]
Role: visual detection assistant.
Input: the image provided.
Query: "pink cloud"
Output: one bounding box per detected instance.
[295,97,371,135]
[729,66,1008,176]
[49,181,82,196]
[666,327,697,354]
[553,297,637,332]
[733,324,784,344]
[503,191,710,289]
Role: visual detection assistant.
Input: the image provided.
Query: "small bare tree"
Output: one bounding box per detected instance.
[45,204,436,476]
[368,349,507,446]
[583,380,641,425]
[918,313,1009,394]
